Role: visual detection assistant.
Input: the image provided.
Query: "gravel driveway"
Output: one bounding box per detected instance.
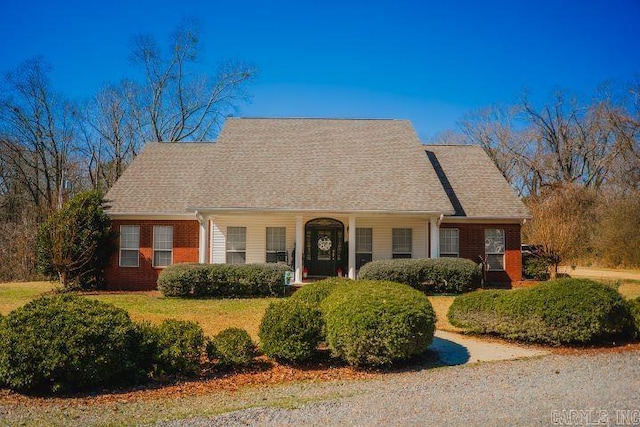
[156,347,640,426]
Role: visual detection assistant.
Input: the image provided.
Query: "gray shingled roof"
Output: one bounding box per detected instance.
[104,143,215,215]
[425,145,530,219]
[105,118,528,219]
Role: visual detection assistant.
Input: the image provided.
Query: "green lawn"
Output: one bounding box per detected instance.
[0,281,275,339]
[0,281,58,314]
[2,278,635,340]
[90,292,275,339]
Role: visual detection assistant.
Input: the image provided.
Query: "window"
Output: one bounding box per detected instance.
[356,228,373,268]
[439,228,459,258]
[392,228,412,259]
[119,225,139,267]
[266,227,286,263]
[153,226,173,267]
[485,229,505,271]
[226,227,246,264]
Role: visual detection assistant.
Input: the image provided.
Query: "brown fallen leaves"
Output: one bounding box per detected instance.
[0,355,377,407]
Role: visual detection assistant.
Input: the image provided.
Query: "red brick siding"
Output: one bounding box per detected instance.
[441,223,522,284]
[105,220,199,290]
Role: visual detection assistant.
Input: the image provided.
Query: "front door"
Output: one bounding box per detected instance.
[310,228,338,276]
[305,218,344,277]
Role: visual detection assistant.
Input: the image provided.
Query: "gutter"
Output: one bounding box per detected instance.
[187,207,456,216]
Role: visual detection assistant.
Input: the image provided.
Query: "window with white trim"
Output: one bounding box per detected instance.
[485,229,505,271]
[119,225,139,267]
[392,228,412,259]
[153,226,173,267]
[439,228,459,258]
[356,228,373,268]
[266,227,286,263]
[226,227,246,264]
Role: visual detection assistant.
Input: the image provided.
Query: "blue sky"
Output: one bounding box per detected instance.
[2,0,639,140]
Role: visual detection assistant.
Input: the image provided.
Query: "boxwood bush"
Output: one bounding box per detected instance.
[158,263,291,298]
[358,258,482,294]
[628,297,640,340]
[259,299,323,363]
[448,278,631,345]
[148,319,206,376]
[321,280,436,367]
[290,277,351,305]
[208,327,256,367]
[0,295,147,394]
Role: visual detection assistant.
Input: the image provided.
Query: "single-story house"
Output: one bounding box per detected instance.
[104,118,530,290]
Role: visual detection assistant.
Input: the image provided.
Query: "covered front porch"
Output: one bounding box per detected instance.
[194,211,443,284]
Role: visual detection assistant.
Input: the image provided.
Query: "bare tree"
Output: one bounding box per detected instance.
[128,19,256,143]
[76,82,140,192]
[77,19,257,193]
[520,91,623,193]
[523,185,598,277]
[0,57,79,216]
[602,81,640,192]
[458,105,534,196]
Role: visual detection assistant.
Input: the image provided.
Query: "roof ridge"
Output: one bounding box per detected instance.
[146,141,217,145]
[422,143,479,147]
[229,117,406,121]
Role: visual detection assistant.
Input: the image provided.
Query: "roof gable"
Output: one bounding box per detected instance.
[187,118,454,213]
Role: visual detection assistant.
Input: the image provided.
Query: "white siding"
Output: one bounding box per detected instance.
[355,217,428,260]
[209,213,429,265]
[211,214,296,264]
[211,220,226,264]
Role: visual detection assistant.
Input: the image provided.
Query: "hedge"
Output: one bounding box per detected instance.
[358,258,482,294]
[448,278,631,345]
[321,280,436,367]
[158,263,291,298]
[290,277,351,305]
[259,299,323,363]
[0,295,147,393]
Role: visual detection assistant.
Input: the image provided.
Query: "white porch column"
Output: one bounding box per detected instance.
[197,212,208,264]
[348,215,356,279]
[430,216,440,259]
[295,216,304,283]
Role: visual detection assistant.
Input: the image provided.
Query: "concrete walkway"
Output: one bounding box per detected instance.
[431,330,548,365]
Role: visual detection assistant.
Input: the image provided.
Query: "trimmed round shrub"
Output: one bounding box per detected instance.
[321,280,436,367]
[150,319,206,376]
[358,258,482,294]
[158,263,291,298]
[628,297,640,340]
[448,279,631,345]
[259,299,323,363]
[290,277,351,305]
[0,294,145,394]
[209,327,256,366]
